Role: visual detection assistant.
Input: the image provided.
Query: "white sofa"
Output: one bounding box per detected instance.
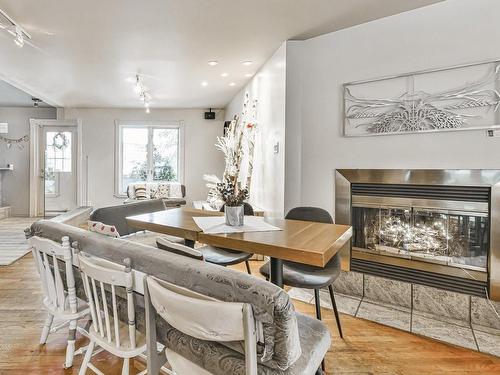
[125,182,186,207]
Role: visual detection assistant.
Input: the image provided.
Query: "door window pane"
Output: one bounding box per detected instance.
[46,131,72,173]
[121,128,149,192]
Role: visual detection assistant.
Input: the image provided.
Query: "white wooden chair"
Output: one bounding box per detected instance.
[144,275,258,375]
[29,235,90,368]
[76,252,147,375]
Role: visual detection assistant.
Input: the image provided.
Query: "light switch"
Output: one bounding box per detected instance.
[0,123,8,134]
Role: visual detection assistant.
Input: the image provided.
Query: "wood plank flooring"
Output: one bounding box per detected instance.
[1,255,500,374]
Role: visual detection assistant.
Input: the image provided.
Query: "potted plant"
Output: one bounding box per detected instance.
[216,179,249,226]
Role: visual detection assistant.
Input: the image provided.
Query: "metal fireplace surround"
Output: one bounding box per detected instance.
[335,169,500,301]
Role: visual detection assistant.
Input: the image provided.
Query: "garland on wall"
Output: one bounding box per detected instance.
[0,134,29,149]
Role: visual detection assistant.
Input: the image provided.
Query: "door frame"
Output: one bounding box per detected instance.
[29,119,84,217]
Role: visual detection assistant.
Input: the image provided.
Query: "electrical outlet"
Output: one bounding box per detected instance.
[273,142,280,154]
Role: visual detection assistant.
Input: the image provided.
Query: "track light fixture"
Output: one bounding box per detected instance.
[129,73,153,113]
[0,9,31,49]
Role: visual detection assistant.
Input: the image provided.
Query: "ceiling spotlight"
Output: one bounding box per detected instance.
[241,60,253,66]
[208,61,218,66]
[145,107,150,114]
[229,82,236,87]
[201,81,208,87]
[32,97,41,107]
[244,73,253,78]
[221,73,228,77]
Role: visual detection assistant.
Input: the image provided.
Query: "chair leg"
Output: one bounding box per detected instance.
[78,340,95,375]
[313,289,322,320]
[313,289,325,371]
[40,313,54,344]
[314,289,325,371]
[328,285,344,339]
[245,261,252,275]
[64,319,78,368]
[122,357,130,375]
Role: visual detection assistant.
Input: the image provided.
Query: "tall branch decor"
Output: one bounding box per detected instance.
[204,92,258,210]
[344,60,500,136]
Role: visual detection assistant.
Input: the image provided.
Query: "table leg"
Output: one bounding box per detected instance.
[184,239,195,248]
[270,257,283,288]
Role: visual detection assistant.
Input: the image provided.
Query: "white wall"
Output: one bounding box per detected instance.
[285,0,500,217]
[0,107,57,216]
[62,108,225,208]
[225,43,287,218]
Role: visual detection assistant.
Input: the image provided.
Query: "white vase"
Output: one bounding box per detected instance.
[225,205,244,226]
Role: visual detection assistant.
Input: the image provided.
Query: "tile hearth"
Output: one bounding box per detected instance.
[288,272,500,357]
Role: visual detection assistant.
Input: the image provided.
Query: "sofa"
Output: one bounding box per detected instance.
[125,182,186,207]
[27,210,331,375]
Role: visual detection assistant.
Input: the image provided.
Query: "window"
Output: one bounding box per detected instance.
[115,122,183,195]
[45,131,73,197]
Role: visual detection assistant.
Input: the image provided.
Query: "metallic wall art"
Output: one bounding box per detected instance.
[344,60,500,136]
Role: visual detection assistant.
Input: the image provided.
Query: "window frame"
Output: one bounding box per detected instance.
[114,120,185,197]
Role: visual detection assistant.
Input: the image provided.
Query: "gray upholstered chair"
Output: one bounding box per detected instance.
[198,202,255,274]
[259,207,343,371]
[90,199,184,245]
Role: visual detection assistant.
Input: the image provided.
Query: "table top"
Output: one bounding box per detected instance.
[126,207,352,267]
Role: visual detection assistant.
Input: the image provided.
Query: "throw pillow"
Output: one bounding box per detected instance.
[156,183,171,199]
[134,184,148,200]
[88,221,120,238]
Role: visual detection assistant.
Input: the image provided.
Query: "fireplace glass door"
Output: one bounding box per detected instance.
[352,204,489,271]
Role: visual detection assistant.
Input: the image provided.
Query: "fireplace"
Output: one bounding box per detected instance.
[335,169,500,301]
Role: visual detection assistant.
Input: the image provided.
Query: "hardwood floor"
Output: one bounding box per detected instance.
[1,256,500,374]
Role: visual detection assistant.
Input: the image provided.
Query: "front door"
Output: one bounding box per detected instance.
[39,126,78,217]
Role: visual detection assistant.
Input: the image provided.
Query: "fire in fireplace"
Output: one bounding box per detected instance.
[335,169,500,300]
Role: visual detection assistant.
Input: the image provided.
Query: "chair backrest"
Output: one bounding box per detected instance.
[29,236,78,314]
[219,202,255,216]
[286,206,333,224]
[77,253,138,350]
[90,199,166,235]
[144,275,257,375]
[156,237,204,260]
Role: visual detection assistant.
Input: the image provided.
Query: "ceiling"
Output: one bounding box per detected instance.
[0,0,442,109]
[0,80,52,107]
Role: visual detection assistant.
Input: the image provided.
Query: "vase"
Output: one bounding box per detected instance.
[225,205,244,226]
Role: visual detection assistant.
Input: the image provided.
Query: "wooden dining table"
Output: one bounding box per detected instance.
[126,207,353,288]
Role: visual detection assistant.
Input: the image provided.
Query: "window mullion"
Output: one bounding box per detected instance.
[147,127,154,182]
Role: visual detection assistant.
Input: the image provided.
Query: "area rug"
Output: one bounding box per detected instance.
[0,217,37,266]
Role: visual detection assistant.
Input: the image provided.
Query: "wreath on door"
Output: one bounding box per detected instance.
[52,132,69,150]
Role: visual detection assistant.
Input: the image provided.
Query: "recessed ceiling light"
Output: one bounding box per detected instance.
[244,73,253,78]
[229,82,236,87]
[208,61,218,66]
[221,73,229,77]
[201,81,208,87]
[241,60,253,66]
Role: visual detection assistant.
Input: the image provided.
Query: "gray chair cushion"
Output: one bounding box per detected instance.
[201,245,254,266]
[29,220,312,371]
[259,206,340,289]
[90,199,166,236]
[259,254,341,289]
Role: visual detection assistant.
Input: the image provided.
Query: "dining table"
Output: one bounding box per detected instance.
[126,207,353,288]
